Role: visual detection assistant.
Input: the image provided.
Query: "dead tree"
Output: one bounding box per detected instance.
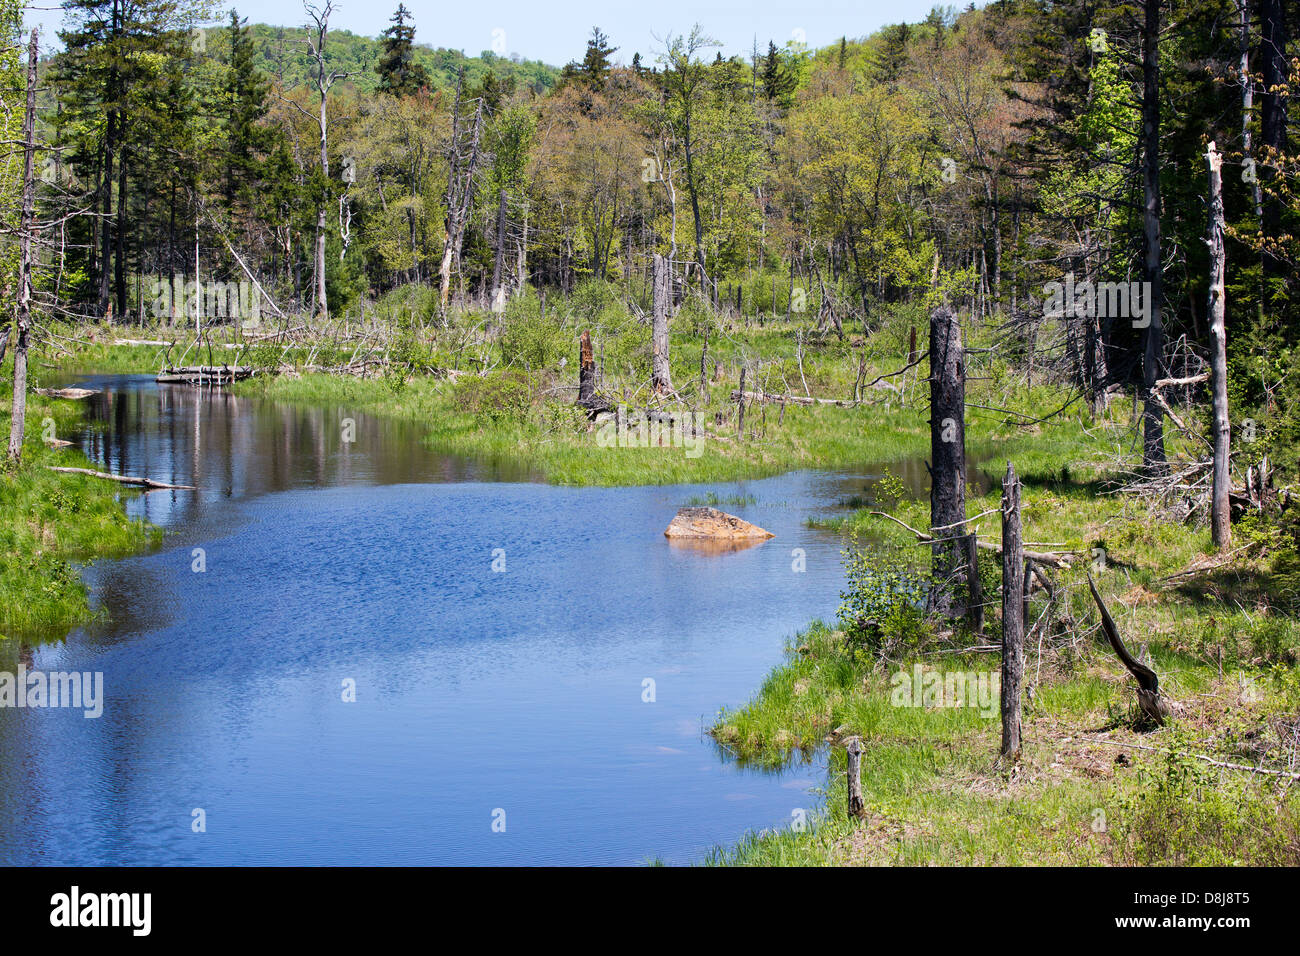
[7,29,38,463]
[1206,142,1231,551]
[439,74,484,311]
[578,330,596,407]
[698,326,709,400]
[1000,462,1024,761]
[845,737,866,819]
[1087,574,1173,726]
[303,2,358,319]
[651,253,672,395]
[736,366,746,439]
[929,306,967,617]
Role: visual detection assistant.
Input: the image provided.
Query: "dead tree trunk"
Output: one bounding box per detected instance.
[698,326,708,400]
[929,306,967,617]
[7,29,38,463]
[965,533,983,633]
[1206,142,1231,551]
[1000,462,1024,761]
[491,187,508,313]
[845,737,866,819]
[578,330,596,407]
[651,253,672,395]
[736,366,746,439]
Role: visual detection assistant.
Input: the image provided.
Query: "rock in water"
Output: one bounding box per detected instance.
[663,506,774,540]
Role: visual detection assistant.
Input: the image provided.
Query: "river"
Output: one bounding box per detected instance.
[0,373,931,865]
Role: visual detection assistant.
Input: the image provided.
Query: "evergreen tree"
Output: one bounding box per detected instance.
[376,4,429,96]
[224,11,272,213]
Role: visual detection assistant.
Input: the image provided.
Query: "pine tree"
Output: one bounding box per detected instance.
[224,11,272,214]
[376,4,429,96]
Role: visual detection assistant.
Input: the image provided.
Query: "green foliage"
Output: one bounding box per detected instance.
[453,370,531,423]
[837,542,931,656]
[1116,736,1300,866]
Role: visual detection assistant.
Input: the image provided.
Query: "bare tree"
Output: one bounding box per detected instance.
[7,30,39,463]
[302,2,359,319]
[1206,142,1231,550]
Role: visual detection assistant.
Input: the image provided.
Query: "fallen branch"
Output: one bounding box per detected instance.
[867,511,1074,567]
[46,466,196,491]
[1080,737,1300,781]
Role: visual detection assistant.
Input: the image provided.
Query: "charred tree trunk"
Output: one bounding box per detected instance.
[1206,143,1231,551]
[1000,462,1024,761]
[929,306,967,617]
[651,253,672,395]
[845,737,866,819]
[578,329,596,407]
[8,30,38,462]
[491,187,508,313]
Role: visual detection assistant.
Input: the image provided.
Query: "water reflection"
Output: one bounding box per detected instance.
[0,374,930,865]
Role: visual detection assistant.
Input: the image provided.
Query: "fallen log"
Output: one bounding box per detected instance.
[35,387,99,400]
[729,388,850,408]
[45,466,196,491]
[156,365,253,385]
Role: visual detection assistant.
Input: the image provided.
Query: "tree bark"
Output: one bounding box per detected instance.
[7,30,39,462]
[578,329,595,406]
[491,187,508,312]
[1000,462,1024,761]
[651,253,672,395]
[1206,143,1231,551]
[929,306,967,617]
[845,737,866,819]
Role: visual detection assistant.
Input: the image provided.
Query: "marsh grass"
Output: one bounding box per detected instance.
[0,383,160,642]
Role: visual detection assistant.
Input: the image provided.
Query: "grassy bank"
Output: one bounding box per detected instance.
[707,438,1300,866]
[49,299,1106,487]
[0,375,160,645]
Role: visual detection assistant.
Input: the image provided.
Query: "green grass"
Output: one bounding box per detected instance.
[705,446,1300,865]
[0,386,161,644]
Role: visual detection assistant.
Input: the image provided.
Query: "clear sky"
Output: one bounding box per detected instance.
[23,1,956,64]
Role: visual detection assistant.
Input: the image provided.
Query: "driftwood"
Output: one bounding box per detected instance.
[45,466,196,491]
[1086,573,1173,725]
[35,387,99,400]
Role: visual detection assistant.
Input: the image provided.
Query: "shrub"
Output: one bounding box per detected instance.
[453,372,532,424]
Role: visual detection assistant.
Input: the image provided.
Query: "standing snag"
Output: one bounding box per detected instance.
[1205,141,1231,551]
[929,305,968,617]
[1000,462,1024,761]
[651,253,672,395]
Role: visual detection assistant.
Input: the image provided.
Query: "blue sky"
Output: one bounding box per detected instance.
[24,1,955,64]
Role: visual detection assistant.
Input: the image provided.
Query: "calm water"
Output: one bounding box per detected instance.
[0,374,925,866]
